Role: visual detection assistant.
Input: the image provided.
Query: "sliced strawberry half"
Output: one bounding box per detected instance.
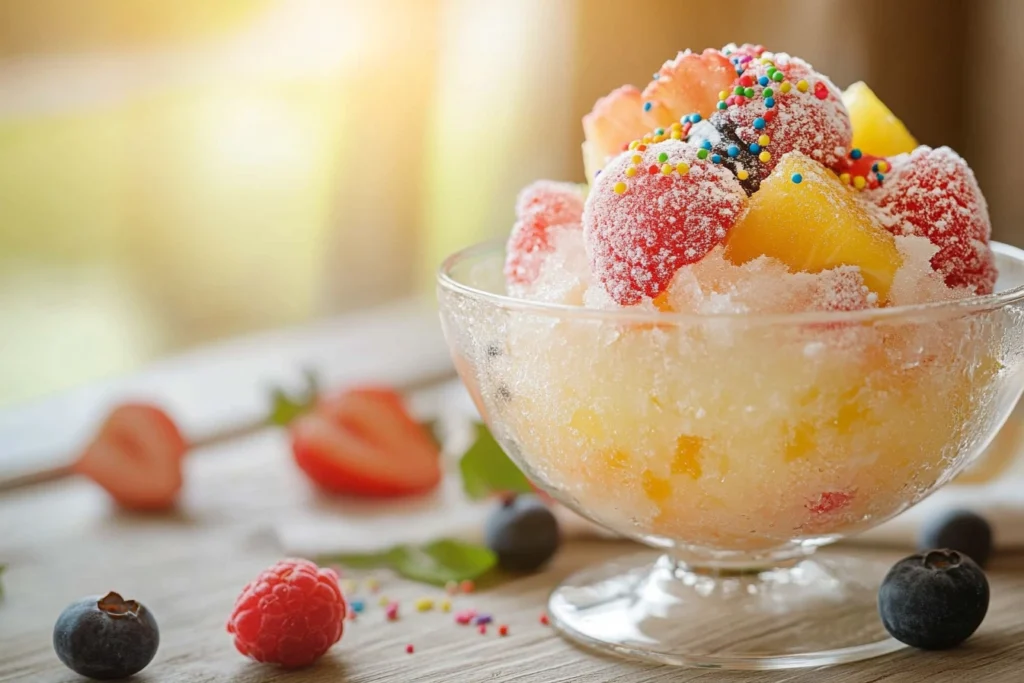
[290,388,441,497]
[641,48,736,128]
[74,403,188,510]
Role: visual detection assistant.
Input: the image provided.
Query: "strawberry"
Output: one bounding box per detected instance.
[641,48,736,129]
[865,146,996,294]
[583,139,747,305]
[290,388,441,497]
[582,85,650,181]
[504,181,584,286]
[74,404,188,510]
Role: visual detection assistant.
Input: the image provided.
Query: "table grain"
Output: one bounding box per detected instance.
[2,429,1024,683]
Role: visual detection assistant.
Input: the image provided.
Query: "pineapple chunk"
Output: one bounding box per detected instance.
[724,153,902,301]
[843,82,917,157]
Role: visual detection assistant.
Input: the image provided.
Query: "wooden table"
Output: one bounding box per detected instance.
[3,303,1024,682]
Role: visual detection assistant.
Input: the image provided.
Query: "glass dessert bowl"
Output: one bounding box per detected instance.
[438,241,1024,669]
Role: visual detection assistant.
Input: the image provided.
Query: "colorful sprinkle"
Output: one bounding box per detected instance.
[498,625,509,637]
[700,140,712,151]
[749,143,761,154]
[628,140,639,151]
[378,595,391,607]
[737,169,750,181]
[657,152,669,163]
[697,149,709,160]
[690,113,702,123]
[814,82,829,100]
[643,102,653,112]
[791,173,803,184]
[850,148,863,160]
[540,613,550,626]
[753,117,766,130]
[763,110,776,122]
[766,67,777,77]
[734,85,745,96]
[759,151,772,163]
[351,600,365,613]
[386,602,399,621]
[839,172,851,185]
[772,70,785,82]
[455,609,476,625]
[763,87,774,98]
[797,80,809,93]
[877,160,890,173]
[475,614,493,625]
[661,163,673,175]
[676,162,690,175]
[765,97,775,108]
[406,644,414,654]
[780,81,792,93]
[478,624,487,635]
[671,130,682,139]
[613,181,627,194]
[654,128,665,136]
[625,166,637,177]
[744,87,755,98]
[630,154,642,165]
[710,154,722,164]
[717,101,727,110]
[648,164,659,174]
[440,599,451,613]
[727,145,740,158]
[853,175,867,189]
[460,580,475,593]
[758,134,770,146]
[739,75,754,87]
[718,90,729,101]
[415,598,435,612]
[758,76,770,87]
[876,172,885,183]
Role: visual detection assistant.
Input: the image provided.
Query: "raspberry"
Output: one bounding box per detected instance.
[227,559,346,668]
[865,146,996,294]
[504,181,584,286]
[583,139,747,305]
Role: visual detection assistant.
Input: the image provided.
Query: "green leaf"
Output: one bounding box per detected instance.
[315,539,496,587]
[389,540,496,586]
[266,369,320,427]
[459,422,532,500]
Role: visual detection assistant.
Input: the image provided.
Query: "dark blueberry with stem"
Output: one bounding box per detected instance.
[878,549,989,650]
[484,494,561,572]
[53,592,159,680]
[917,509,993,568]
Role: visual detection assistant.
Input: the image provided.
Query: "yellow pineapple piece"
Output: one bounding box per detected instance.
[724,153,902,301]
[671,435,705,479]
[843,82,917,157]
[641,469,672,502]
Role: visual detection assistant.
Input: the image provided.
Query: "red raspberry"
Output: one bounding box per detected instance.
[504,181,584,285]
[227,559,345,668]
[583,139,747,305]
[865,146,996,294]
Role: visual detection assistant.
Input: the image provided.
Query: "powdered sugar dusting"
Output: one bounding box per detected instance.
[504,180,585,286]
[583,139,747,305]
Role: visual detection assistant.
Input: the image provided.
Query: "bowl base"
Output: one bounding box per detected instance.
[548,550,903,670]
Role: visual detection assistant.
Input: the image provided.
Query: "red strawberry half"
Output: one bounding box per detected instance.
[74,403,188,510]
[290,387,441,497]
[504,181,584,286]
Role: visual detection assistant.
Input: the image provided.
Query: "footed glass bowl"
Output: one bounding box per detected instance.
[437,241,1024,670]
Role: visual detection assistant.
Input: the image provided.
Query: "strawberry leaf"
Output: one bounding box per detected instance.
[266,368,320,427]
[316,539,495,586]
[459,422,532,500]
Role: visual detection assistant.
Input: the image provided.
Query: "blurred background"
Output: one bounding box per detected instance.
[0,0,1019,407]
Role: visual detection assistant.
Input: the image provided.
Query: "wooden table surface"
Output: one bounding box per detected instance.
[3,424,1024,683]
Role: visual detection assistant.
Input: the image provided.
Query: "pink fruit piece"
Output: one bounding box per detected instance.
[582,85,650,180]
[808,491,853,515]
[74,403,188,511]
[583,139,747,305]
[504,181,584,286]
[695,53,851,186]
[641,48,737,129]
[864,146,996,294]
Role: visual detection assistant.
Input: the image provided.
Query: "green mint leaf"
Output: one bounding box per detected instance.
[266,370,321,427]
[314,540,496,587]
[459,422,532,500]
[388,540,496,586]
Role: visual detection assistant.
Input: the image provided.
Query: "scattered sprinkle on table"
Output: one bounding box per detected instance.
[474,614,493,626]
[385,602,399,621]
[414,597,434,612]
[478,624,487,635]
[378,595,390,607]
[539,613,549,626]
[350,599,365,613]
[440,599,451,613]
[498,625,509,637]
[406,644,414,654]
[460,579,475,593]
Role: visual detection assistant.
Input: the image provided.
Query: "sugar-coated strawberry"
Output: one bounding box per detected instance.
[583,139,747,305]
[504,181,584,286]
[865,146,996,294]
[290,387,441,497]
[74,403,188,510]
[698,53,851,185]
[582,85,650,182]
[641,48,736,129]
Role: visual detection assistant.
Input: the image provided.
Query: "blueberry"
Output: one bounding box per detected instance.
[686,114,764,195]
[484,494,560,572]
[878,550,989,650]
[917,509,993,568]
[54,592,159,680]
